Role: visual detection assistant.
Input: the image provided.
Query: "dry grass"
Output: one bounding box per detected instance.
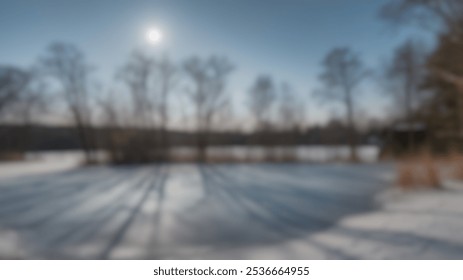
[421,154,441,187]
[396,161,416,189]
[0,152,24,161]
[167,153,198,163]
[396,152,441,190]
[446,151,463,180]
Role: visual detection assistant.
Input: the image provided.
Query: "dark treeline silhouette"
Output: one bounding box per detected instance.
[0,123,378,152]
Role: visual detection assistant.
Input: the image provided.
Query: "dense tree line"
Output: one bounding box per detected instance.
[380,0,463,154]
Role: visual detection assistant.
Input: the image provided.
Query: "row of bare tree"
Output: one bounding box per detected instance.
[0,42,426,163]
[3,0,463,162]
[0,43,310,163]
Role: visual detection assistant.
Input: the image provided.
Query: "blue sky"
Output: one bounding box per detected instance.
[0,0,430,126]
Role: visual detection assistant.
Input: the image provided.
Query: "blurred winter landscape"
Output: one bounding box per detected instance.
[3,0,463,260]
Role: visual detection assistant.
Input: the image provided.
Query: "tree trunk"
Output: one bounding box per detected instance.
[197,130,207,162]
[405,88,415,154]
[346,93,358,162]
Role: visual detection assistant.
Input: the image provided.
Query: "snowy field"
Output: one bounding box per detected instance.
[1,151,463,259]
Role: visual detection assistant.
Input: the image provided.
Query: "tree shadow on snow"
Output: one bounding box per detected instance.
[174,164,390,253]
[0,164,170,259]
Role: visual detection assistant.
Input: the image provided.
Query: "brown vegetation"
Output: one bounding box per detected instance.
[443,151,463,180]
[396,152,441,189]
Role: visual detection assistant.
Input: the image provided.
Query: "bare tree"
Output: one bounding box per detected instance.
[39,42,96,163]
[382,39,428,152]
[118,51,155,129]
[116,51,157,162]
[114,51,178,163]
[98,90,123,163]
[314,47,369,161]
[381,0,463,94]
[247,75,277,160]
[277,82,305,161]
[248,75,276,131]
[0,66,45,157]
[183,56,234,162]
[278,82,305,131]
[380,0,463,37]
[1,67,49,126]
[0,66,29,116]
[154,55,178,160]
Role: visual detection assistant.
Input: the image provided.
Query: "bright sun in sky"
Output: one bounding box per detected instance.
[146,28,163,45]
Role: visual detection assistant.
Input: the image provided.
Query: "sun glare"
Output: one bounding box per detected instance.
[146,28,163,45]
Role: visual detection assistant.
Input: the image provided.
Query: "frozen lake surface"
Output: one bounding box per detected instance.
[1,155,463,259]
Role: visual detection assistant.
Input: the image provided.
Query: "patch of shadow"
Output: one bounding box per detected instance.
[99,165,170,259]
[173,163,388,254]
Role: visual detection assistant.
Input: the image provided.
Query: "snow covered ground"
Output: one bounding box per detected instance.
[0,151,83,179]
[0,155,463,259]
